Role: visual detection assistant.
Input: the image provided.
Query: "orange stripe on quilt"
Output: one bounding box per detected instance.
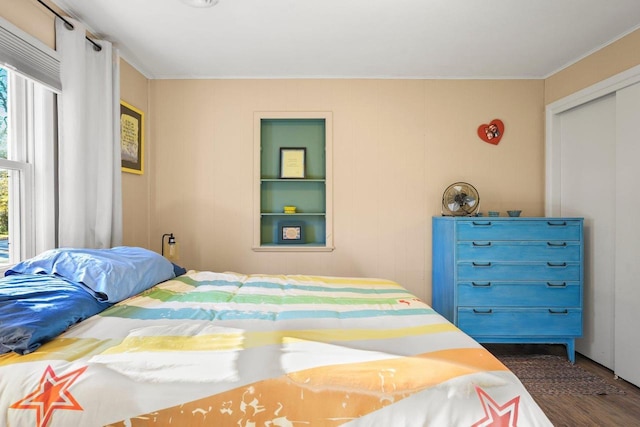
[106,348,508,427]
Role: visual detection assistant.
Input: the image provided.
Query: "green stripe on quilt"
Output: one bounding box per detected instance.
[100,306,435,321]
[174,275,411,295]
[144,288,412,306]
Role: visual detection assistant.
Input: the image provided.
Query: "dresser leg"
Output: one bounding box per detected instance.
[566,339,575,364]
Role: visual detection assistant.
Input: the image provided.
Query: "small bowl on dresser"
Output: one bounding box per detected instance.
[507,210,522,217]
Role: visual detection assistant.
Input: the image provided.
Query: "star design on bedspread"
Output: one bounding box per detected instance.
[471,385,520,427]
[10,365,87,427]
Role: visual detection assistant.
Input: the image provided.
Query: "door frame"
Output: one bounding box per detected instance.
[545,63,640,215]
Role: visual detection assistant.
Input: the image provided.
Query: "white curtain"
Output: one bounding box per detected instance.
[56,18,122,248]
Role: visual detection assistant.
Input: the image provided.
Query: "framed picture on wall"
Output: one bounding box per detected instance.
[279,147,306,179]
[275,220,305,244]
[120,101,144,174]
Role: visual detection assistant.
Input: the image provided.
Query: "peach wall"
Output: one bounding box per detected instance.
[545,28,640,104]
[120,61,151,249]
[0,0,55,49]
[150,79,545,301]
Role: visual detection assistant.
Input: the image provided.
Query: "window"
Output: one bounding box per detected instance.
[0,17,58,270]
[0,66,56,270]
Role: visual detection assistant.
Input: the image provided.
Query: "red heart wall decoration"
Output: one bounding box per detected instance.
[477,119,504,145]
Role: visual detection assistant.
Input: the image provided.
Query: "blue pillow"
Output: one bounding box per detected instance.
[6,246,175,303]
[0,274,112,355]
[172,263,187,277]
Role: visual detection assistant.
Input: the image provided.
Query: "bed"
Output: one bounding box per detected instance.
[0,247,552,426]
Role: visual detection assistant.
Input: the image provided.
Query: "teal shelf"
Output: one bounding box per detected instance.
[259,243,327,248]
[260,119,326,180]
[260,215,326,245]
[261,179,325,182]
[261,213,326,216]
[261,180,325,214]
[253,112,333,251]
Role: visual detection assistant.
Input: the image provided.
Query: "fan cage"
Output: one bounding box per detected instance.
[441,182,480,216]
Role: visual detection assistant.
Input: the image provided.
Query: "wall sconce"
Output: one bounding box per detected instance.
[162,233,179,261]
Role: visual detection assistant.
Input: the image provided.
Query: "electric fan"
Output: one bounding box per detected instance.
[441,182,480,216]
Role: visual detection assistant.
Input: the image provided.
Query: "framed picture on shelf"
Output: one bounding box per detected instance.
[279,147,306,179]
[276,220,305,244]
[120,101,144,175]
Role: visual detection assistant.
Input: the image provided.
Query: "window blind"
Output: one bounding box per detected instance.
[0,16,61,92]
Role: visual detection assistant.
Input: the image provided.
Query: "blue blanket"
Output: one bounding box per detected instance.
[0,274,111,355]
[1,247,182,355]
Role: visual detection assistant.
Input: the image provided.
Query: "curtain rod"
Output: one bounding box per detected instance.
[36,0,102,51]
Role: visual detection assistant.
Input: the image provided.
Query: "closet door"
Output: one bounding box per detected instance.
[557,94,616,369]
[614,82,640,386]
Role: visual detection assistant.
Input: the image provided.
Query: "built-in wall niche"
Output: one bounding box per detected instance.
[253,112,333,251]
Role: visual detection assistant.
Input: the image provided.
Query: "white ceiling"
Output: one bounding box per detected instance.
[51,0,640,80]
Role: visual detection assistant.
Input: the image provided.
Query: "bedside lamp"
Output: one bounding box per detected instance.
[161,233,179,261]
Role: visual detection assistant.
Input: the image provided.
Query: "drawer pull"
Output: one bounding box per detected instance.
[472,242,492,247]
[547,282,567,288]
[471,282,492,287]
[547,221,567,226]
[471,221,492,226]
[472,262,492,267]
[547,262,567,267]
[547,242,567,247]
[473,309,493,314]
[548,309,569,314]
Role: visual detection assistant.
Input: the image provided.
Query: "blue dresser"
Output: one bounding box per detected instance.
[432,217,584,362]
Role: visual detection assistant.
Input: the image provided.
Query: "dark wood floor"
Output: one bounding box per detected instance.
[485,344,640,426]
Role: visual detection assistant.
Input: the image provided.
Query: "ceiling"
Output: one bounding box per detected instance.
[51,0,640,80]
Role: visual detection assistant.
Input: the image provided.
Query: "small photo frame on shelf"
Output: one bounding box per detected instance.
[276,220,305,244]
[279,147,306,179]
[120,101,144,175]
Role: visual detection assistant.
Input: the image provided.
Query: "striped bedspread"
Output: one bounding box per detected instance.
[0,271,552,426]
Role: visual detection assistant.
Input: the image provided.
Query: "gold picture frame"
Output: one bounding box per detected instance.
[120,101,144,174]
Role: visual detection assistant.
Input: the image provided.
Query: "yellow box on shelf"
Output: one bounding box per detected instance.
[283,206,296,214]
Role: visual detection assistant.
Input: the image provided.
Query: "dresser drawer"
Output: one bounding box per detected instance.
[458,307,582,337]
[457,261,581,281]
[457,281,581,307]
[456,241,581,262]
[456,219,582,241]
